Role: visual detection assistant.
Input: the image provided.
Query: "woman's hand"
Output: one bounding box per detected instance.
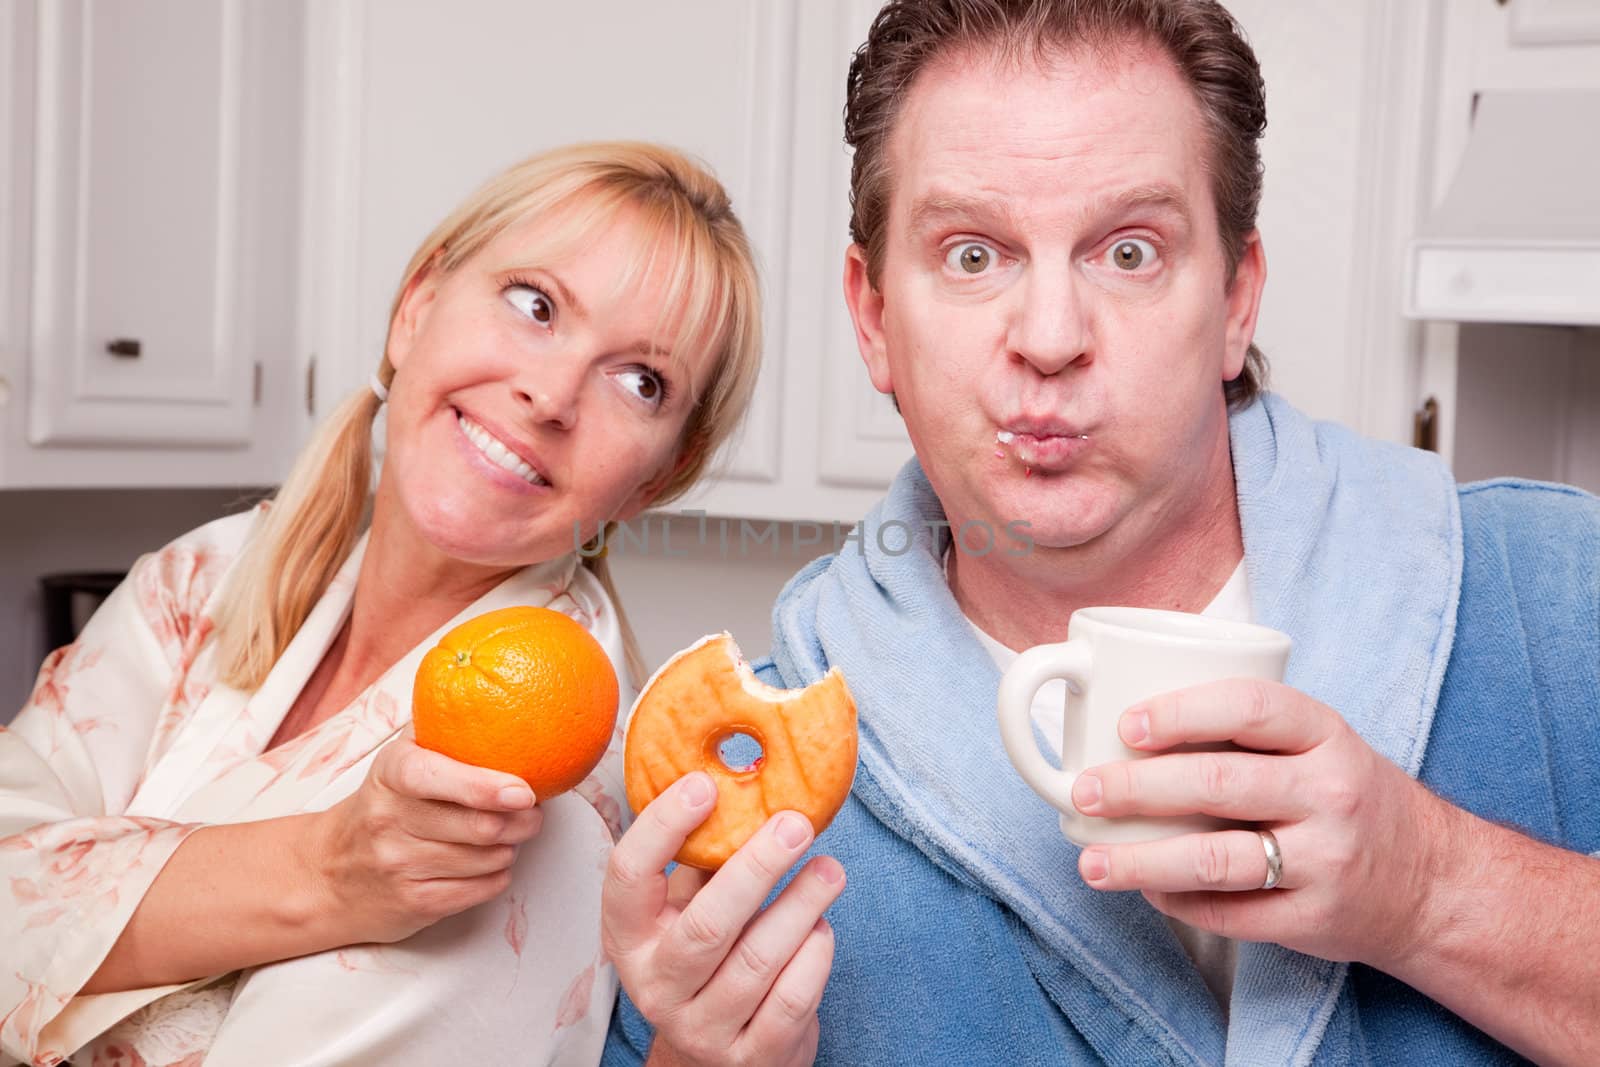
[307,733,543,944]
[602,772,846,1067]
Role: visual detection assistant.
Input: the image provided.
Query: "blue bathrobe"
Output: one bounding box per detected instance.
[605,394,1600,1066]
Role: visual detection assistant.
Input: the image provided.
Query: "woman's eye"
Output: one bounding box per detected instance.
[1107,238,1158,271]
[944,241,998,275]
[617,367,667,408]
[505,284,555,326]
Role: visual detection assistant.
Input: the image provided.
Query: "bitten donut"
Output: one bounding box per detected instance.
[623,632,858,869]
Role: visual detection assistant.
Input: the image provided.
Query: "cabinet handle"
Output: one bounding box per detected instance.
[1412,396,1440,452]
[106,338,141,358]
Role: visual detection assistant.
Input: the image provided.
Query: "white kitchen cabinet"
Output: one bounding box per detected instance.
[1508,0,1600,44]
[0,0,307,489]
[795,0,918,500]
[684,0,919,520]
[676,0,916,520]
[1409,0,1600,475]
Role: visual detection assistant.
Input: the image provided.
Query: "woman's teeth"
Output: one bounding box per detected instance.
[458,414,548,486]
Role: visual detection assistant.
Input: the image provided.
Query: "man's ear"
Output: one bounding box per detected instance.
[1223,231,1266,382]
[385,258,442,371]
[844,244,894,395]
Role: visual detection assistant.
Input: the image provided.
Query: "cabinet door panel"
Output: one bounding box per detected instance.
[814,0,915,490]
[1472,0,1600,89]
[1,0,21,434]
[1509,0,1600,45]
[673,0,912,523]
[28,0,253,446]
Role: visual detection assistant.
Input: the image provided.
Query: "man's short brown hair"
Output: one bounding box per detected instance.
[845,0,1269,409]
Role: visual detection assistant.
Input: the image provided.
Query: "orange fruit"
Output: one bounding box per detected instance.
[412,606,619,798]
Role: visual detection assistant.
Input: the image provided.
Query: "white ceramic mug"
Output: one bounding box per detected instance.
[996,607,1292,846]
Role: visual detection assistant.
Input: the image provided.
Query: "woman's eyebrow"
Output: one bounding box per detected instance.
[629,338,674,361]
[541,271,590,320]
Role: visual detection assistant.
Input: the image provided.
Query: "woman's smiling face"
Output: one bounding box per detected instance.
[377,207,715,569]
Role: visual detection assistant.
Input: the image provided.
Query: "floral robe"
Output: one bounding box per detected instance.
[0,509,632,1066]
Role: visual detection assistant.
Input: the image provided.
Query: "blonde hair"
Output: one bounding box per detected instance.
[214,142,762,690]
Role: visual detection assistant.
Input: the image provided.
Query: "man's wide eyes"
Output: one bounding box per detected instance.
[1107,238,1158,271]
[945,241,998,275]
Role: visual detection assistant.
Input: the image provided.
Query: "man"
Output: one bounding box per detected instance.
[600,1,1600,1064]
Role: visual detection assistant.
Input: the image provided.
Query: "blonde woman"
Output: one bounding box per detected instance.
[0,142,760,1067]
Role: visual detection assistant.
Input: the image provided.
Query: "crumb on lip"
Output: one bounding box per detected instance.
[995,427,1088,474]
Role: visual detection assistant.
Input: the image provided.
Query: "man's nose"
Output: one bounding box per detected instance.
[1007,263,1091,376]
[514,361,581,430]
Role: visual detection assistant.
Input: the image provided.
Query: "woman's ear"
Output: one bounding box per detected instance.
[385,258,442,371]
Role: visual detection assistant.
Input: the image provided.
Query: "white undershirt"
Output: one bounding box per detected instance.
[957,556,1250,1017]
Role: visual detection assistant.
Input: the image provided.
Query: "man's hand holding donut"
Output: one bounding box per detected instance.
[601,771,847,1067]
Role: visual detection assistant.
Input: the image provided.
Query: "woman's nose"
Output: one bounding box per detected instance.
[515,366,580,430]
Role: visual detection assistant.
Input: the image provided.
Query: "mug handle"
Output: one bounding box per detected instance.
[996,639,1091,815]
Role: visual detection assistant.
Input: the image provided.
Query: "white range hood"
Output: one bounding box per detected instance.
[1407,90,1600,327]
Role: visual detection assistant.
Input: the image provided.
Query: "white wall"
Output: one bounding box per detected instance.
[608,514,835,679]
